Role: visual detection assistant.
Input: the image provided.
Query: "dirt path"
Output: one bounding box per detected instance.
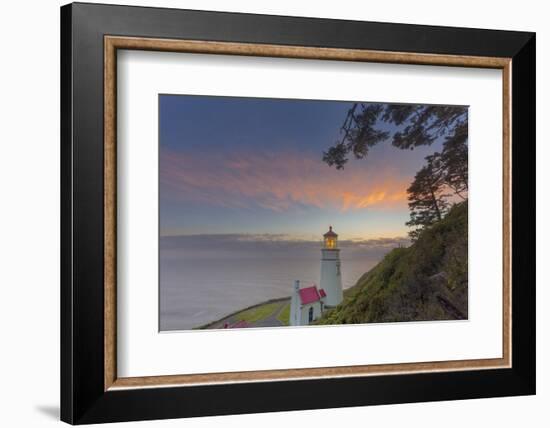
[203,298,290,329]
[253,300,289,327]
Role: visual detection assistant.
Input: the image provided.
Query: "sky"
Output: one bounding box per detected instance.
[159,94,443,242]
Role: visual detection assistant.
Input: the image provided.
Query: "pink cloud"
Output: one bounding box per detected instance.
[160,148,411,212]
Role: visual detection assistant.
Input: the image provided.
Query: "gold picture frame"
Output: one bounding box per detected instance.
[103,35,512,391]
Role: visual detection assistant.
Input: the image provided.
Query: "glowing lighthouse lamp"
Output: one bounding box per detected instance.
[320,226,343,307]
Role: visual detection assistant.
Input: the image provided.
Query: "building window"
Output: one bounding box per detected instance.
[308,307,314,322]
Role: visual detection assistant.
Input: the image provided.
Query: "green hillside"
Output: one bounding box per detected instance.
[317,201,468,325]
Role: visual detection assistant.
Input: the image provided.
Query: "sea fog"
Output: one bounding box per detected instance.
[159,234,408,331]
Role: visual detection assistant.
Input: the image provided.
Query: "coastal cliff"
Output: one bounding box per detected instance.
[317,202,468,325]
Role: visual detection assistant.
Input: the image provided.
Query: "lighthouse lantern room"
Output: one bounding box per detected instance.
[324,226,338,248]
[320,226,343,307]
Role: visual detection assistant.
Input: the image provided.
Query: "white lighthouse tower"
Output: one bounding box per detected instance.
[320,226,343,307]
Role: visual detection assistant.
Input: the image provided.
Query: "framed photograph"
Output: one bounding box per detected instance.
[61,2,535,424]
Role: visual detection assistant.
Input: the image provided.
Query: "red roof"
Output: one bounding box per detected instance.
[226,320,250,329]
[299,285,325,305]
[319,289,326,298]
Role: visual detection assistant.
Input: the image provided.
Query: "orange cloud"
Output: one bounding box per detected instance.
[160,149,410,212]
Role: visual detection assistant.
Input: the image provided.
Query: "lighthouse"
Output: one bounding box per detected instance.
[320,226,343,307]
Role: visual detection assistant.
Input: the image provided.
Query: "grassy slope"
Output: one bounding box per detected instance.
[234,301,281,323]
[317,201,468,325]
[277,303,290,326]
[198,297,290,330]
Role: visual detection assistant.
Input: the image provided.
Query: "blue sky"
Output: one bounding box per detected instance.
[159,95,443,240]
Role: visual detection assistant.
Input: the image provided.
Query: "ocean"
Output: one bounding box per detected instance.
[159,246,385,331]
